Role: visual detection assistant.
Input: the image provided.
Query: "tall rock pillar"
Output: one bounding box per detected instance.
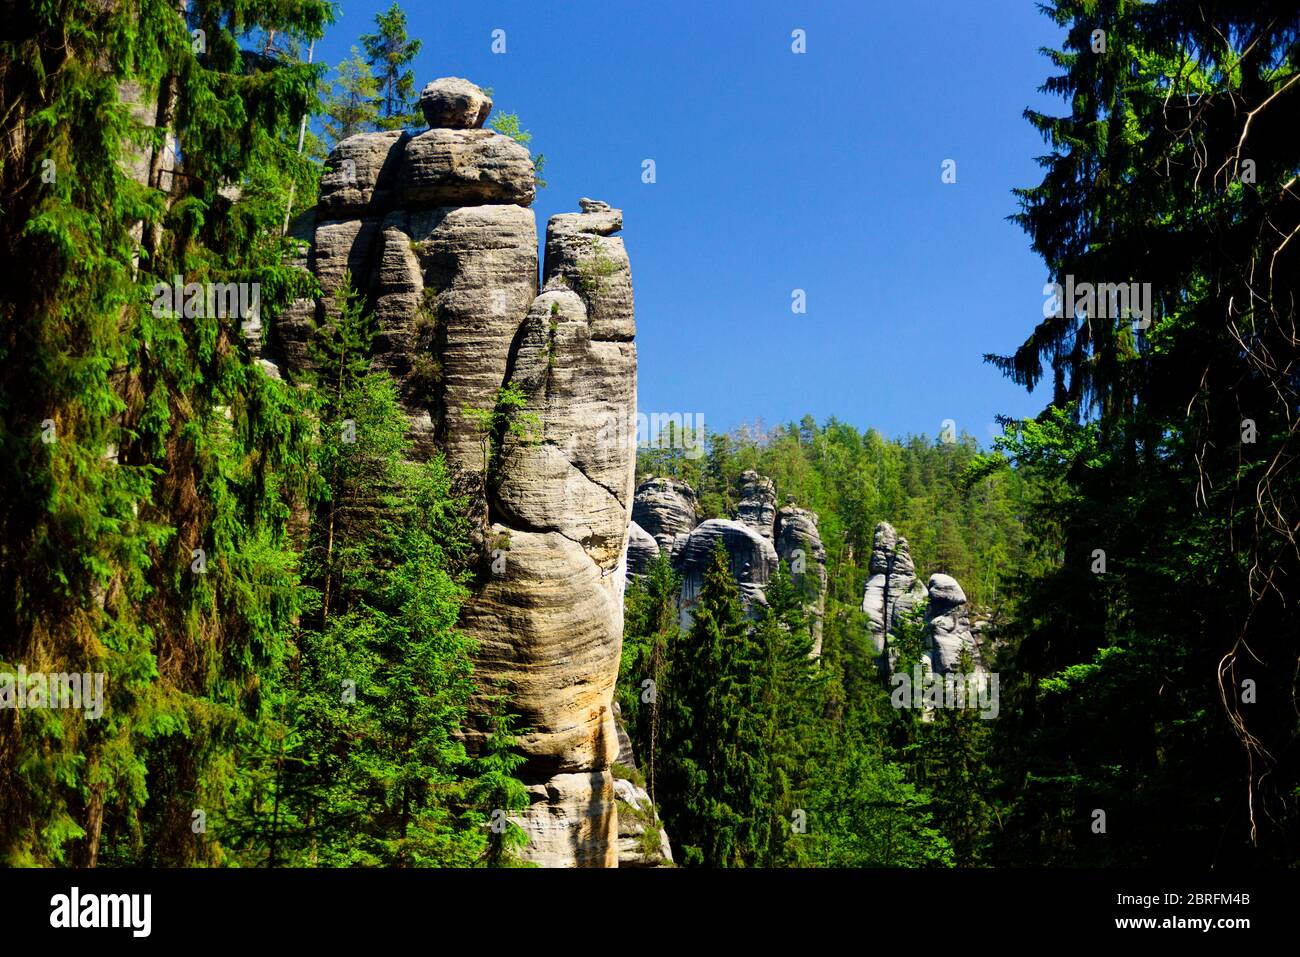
[287,78,636,866]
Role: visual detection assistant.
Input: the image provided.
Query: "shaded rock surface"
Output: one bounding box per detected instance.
[516,771,616,869]
[631,477,698,551]
[614,776,673,868]
[735,470,777,542]
[625,521,660,577]
[318,129,407,217]
[676,518,778,621]
[775,503,828,656]
[610,701,672,867]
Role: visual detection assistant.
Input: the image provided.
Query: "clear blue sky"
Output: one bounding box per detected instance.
[312,0,1063,445]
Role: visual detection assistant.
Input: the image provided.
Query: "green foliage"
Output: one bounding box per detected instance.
[489,110,547,188]
[0,0,331,867]
[640,416,1029,612]
[984,0,1300,866]
[660,541,764,866]
[321,46,380,147]
[619,553,680,806]
[575,237,619,295]
[360,3,422,131]
[461,381,542,483]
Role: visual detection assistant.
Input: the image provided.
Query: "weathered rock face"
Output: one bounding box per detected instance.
[625,521,660,577]
[631,477,698,551]
[627,473,828,645]
[775,504,828,656]
[861,521,927,659]
[543,198,634,341]
[276,77,635,867]
[517,772,616,869]
[676,519,778,619]
[925,573,981,674]
[401,129,536,207]
[735,470,777,542]
[318,129,408,217]
[860,522,986,677]
[613,776,673,867]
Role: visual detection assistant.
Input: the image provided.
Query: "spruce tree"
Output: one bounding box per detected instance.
[0,0,330,866]
[753,564,816,866]
[661,540,763,867]
[322,47,381,147]
[360,3,422,131]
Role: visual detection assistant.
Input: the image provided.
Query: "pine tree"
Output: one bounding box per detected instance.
[322,47,381,147]
[468,686,532,868]
[361,3,423,131]
[619,554,680,806]
[661,540,764,866]
[753,565,816,866]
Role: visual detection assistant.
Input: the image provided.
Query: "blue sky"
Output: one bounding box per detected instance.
[312,0,1064,445]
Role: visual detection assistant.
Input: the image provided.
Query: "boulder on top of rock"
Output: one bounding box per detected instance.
[419,77,493,129]
[548,197,624,237]
[543,200,633,340]
[926,573,967,609]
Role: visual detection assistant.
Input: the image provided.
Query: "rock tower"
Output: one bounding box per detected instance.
[266,77,637,867]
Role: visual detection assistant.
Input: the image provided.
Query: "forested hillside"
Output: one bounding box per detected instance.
[622,421,1028,865]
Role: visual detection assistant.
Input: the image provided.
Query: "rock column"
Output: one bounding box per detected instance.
[283,77,636,867]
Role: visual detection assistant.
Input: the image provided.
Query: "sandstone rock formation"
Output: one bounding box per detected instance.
[861,521,927,663]
[625,521,660,578]
[419,76,493,129]
[627,472,827,650]
[630,477,698,552]
[613,775,673,867]
[775,502,828,656]
[861,521,985,676]
[925,573,981,674]
[266,77,635,867]
[735,470,777,543]
[676,518,778,619]
[610,701,672,867]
